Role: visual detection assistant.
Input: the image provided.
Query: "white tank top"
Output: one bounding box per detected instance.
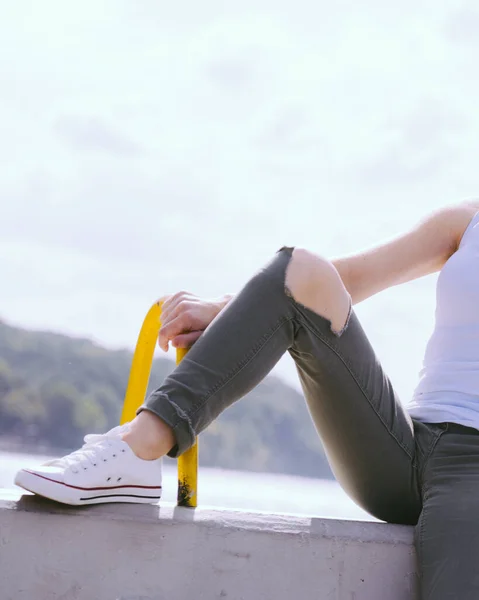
[408,211,479,427]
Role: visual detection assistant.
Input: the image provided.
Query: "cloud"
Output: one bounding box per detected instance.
[443,7,479,44]
[54,116,144,156]
[205,57,258,90]
[257,105,311,147]
[354,100,468,186]
[0,0,477,399]
[393,101,467,147]
[356,146,454,187]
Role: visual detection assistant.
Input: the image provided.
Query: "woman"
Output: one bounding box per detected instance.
[15,201,479,598]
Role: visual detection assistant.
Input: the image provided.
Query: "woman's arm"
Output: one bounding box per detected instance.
[159,201,478,349]
[333,201,479,305]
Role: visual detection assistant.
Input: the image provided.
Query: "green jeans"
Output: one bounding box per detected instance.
[141,247,479,599]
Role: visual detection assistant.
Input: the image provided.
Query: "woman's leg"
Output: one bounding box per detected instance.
[415,423,479,600]
[135,247,422,523]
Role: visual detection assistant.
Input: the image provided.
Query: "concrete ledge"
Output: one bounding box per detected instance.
[0,490,418,600]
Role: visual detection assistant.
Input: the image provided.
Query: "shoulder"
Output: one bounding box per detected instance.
[423,200,479,254]
[456,198,479,225]
[449,200,479,250]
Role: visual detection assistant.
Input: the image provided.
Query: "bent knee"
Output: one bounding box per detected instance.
[284,248,342,301]
[285,248,351,334]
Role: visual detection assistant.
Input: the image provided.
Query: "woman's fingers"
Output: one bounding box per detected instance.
[162,300,194,327]
[158,314,183,351]
[158,317,203,352]
[172,331,203,348]
[157,291,219,351]
[160,292,189,323]
[158,310,200,352]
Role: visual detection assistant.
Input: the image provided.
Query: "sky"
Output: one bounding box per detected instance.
[1,0,478,403]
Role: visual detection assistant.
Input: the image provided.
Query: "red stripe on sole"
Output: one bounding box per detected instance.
[23,470,162,492]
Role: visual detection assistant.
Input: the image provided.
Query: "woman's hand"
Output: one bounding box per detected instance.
[158,292,232,352]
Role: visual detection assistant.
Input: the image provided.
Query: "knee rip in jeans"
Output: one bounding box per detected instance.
[282,247,352,337]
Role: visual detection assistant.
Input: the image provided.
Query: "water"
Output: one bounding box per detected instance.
[0,450,373,521]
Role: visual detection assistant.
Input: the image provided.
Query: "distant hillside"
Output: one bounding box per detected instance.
[0,319,333,479]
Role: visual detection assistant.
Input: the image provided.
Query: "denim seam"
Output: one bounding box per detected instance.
[418,462,434,569]
[418,424,448,496]
[188,315,295,420]
[418,488,428,568]
[286,296,359,374]
[417,424,448,566]
[296,311,414,460]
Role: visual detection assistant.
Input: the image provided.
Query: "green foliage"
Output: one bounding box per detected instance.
[0,320,333,479]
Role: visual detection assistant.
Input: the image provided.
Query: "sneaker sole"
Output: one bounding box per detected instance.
[14,469,162,506]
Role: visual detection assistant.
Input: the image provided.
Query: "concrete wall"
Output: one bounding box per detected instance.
[0,490,418,600]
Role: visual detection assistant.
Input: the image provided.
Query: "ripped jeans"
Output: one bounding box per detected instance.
[141,247,479,600]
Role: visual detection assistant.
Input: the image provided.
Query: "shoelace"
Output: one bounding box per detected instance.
[45,424,131,474]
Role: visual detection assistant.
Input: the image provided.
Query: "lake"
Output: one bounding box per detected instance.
[0,450,374,521]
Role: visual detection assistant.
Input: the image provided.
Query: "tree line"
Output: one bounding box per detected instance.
[0,319,333,479]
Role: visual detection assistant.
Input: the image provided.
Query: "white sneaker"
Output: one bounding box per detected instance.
[14,424,162,506]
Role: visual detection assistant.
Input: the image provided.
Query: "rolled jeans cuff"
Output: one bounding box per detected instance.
[137,391,196,458]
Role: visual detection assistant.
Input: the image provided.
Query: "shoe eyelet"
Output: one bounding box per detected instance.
[93,463,97,467]
[117,477,122,482]
[121,449,126,453]
[107,477,111,482]
[103,459,107,462]
[112,454,117,458]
